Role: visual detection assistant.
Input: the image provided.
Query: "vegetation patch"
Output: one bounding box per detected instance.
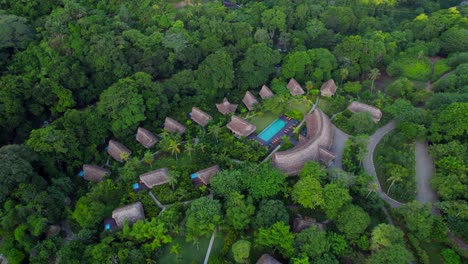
[432,59,451,81]
[388,57,432,81]
[374,130,416,202]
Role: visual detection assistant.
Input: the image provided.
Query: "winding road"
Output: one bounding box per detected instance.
[415,141,438,205]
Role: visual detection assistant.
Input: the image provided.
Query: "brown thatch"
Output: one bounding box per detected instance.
[287,78,305,96]
[320,79,337,97]
[347,101,382,122]
[272,109,334,175]
[227,116,256,138]
[191,107,212,127]
[136,127,158,148]
[82,164,110,182]
[216,98,238,115]
[256,254,282,264]
[242,91,260,111]
[196,165,220,185]
[259,85,274,99]
[139,168,169,189]
[319,147,336,164]
[107,140,131,162]
[112,202,145,229]
[164,117,187,134]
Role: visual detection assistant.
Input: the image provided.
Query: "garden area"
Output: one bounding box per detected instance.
[374,130,416,202]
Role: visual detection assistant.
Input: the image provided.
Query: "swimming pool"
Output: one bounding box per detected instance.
[258,118,287,142]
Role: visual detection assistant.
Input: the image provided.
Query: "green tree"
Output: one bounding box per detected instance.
[367,244,413,264]
[0,14,35,51]
[225,192,255,231]
[349,112,376,135]
[240,163,286,201]
[143,151,154,167]
[298,161,328,182]
[386,164,407,194]
[368,68,381,93]
[294,226,328,258]
[120,218,172,252]
[261,8,286,39]
[210,170,242,198]
[429,102,468,142]
[185,197,222,242]
[254,200,289,228]
[397,201,443,242]
[232,240,251,263]
[292,175,324,209]
[441,249,461,264]
[344,81,362,95]
[168,139,181,160]
[336,205,371,239]
[195,50,234,101]
[255,222,295,258]
[322,183,352,219]
[370,224,405,251]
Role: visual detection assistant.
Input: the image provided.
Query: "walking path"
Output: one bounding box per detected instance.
[203,228,217,264]
[415,141,438,204]
[329,125,350,169]
[362,120,403,208]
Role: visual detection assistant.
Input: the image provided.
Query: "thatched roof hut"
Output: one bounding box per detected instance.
[216,98,238,115]
[82,164,110,182]
[193,165,220,185]
[320,79,337,97]
[347,101,382,122]
[136,127,158,148]
[164,117,187,134]
[107,140,131,162]
[272,109,334,175]
[287,78,305,96]
[242,91,260,111]
[111,202,145,229]
[227,116,256,138]
[139,168,169,189]
[319,147,336,165]
[256,254,282,264]
[190,107,212,127]
[259,85,274,99]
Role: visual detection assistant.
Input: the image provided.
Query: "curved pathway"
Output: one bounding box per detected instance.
[415,141,438,205]
[330,125,350,170]
[362,120,404,208]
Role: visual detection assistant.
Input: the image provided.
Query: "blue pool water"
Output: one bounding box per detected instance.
[258,118,287,142]
[191,173,199,179]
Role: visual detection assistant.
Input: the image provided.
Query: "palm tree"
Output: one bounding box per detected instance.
[168,139,181,160]
[185,141,195,160]
[369,68,381,93]
[143,151,154,168]
[197,142,206,153]
[366,182,379,198]
[208,124,222,142]
[167,171,179,190]
[386,174,403,195]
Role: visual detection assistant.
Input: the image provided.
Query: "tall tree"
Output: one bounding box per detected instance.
[185,197,222,242]
[336,205,371,239]
[255,222,295,258]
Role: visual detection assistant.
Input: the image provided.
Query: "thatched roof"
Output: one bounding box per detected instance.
[259,85,274,99]
[272,109,334,175]
[287,78,305,96]
[347,101,382,122]
[216,98,238,115]
[242,91,259,111]
[111,202,145,229]
[196,165,220,185]
[256,254,282,264]
[164,117,186,134]
[319,147,336,164]
[136,127,158,148]
[139,168,169,189]
[191,107,212,127]
[107,140,131,162]
[227,116,256,138]
[320,79,337,97]
[82,164,110,182]
[293,217,324,233]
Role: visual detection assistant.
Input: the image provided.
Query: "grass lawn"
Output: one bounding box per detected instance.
[158,232,225,263]
[249,111,278,133]
[288,98,312,115]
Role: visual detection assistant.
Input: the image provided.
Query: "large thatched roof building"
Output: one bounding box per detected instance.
[191,165,220,186]
[320,79,337,97]
[243,91,260,111]
[259,85,274,99]
[287,78,305,96]
[216,98,238,115]
[272,109,335,175]
[107,140,131,162]
[256,254,282,264]
[164,117,186,134]
[227,116,256,138]
[139,168,169,189]
[136,127,158,148]
[347,101,382,122]
[111,202,145,229]
[190,107,212,127]
[82,164,110,182]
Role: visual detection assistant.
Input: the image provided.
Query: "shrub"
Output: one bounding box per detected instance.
[285,109,304,120]
[432,59,451,81]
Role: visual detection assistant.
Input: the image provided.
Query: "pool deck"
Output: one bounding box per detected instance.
[249,116,299,148]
